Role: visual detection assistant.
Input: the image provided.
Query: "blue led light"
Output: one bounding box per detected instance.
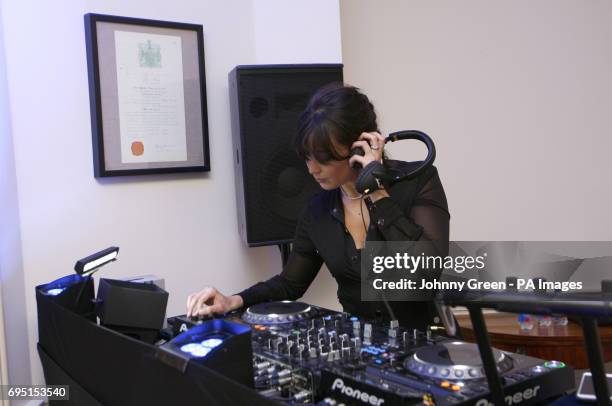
[324,315,332,321]
[201,338,223,348]
[45,288,65,296]
[180,343,211,358]
[180,343,200,353]
[350,316,358,321]
[190,346,211,357]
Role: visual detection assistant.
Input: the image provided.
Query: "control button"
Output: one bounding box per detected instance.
[454,369,464,378]
[440,381,451,388]
[532,365,546,373]
[441,368,450,377]
[451,385,461,392]
[468,368,479,377]
[427,367,437,375]
[377,219,385,227]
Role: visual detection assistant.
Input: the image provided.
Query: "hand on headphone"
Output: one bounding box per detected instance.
[348,132,385,169]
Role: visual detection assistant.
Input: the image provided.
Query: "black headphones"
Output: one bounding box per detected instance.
[351,130,436,194]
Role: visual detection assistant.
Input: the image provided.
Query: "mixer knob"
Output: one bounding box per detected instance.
[309,347,317,359]
[390,320,399,329]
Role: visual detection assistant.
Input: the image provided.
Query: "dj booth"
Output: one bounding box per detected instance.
[35,273,602,406]
[36,275,275,406]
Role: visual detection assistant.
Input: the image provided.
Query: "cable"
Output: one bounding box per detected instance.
[360,195,367,235]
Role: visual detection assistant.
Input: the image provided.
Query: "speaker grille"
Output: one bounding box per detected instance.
[230,65,343,246]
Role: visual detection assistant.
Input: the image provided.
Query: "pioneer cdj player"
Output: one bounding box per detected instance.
[167,301,574,405]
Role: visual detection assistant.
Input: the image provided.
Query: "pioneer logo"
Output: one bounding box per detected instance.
[475,385,540,406]
[331,378,385,405]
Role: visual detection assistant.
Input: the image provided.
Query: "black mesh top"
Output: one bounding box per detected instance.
[237,160,450,329]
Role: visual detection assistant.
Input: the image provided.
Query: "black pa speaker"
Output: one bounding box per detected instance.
[229,64,343,246]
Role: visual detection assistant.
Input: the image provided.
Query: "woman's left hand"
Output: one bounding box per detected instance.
[348,131,386,169]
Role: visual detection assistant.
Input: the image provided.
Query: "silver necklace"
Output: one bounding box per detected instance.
[340,187,363,200]
[342,197,365,217]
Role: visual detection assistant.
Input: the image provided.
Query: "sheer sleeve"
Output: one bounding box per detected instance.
[409,167,450,243]
[236,206,324,308]
[366,166,450,301]
[367,166,450,247]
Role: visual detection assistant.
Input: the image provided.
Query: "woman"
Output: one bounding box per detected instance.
[186,83,450,329]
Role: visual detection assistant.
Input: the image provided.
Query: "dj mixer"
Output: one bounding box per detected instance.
[167,301,574,405]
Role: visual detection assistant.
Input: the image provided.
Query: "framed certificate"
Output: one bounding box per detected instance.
[84,13,210,177]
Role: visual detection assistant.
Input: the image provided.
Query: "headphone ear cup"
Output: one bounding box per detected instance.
[355,161,385,194]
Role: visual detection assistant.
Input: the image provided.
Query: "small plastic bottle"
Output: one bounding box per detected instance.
[518,313,534,331]
[552,314,568,326]
[537,314,552,328]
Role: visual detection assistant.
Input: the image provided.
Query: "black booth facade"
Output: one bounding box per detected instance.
[35,275,275,406]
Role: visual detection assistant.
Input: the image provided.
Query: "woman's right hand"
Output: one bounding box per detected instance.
[186,287,244,318]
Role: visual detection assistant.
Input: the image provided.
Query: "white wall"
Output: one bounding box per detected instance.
[340,0,612,240]
[252,0,342,64]
[0,0,31,397]
[0,0,341,387]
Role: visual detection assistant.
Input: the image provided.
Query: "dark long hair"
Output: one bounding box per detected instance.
[295,83,380,163]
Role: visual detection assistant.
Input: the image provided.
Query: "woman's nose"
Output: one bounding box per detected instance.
[306,160,320,175]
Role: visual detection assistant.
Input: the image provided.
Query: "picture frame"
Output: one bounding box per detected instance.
[84,13,210,177]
